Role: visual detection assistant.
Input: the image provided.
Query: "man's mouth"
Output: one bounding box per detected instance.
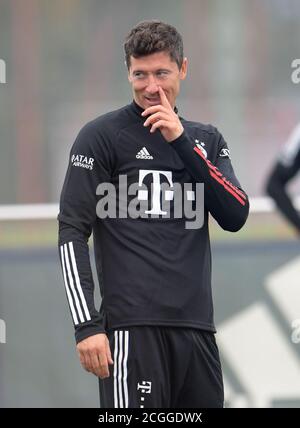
[144,96,161,104]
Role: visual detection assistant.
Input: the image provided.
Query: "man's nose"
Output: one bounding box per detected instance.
[145,74,159,93]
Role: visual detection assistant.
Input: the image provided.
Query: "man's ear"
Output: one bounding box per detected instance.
[180,57,188,80]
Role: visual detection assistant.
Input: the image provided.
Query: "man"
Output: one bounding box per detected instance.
[58,20,249,408]
[266,122,300,235]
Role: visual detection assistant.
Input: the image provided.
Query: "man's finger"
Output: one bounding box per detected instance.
[150,119,169,133]
[143,111,169,127]
[90,351,101,373]
[158,85,171,108]
[141,104,168,117]
[98,353,110,379]
[82,352,92,372]
[105,339,114,365]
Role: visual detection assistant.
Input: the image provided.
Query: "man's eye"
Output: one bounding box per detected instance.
[156,71,168,77]
[133,72,145,79]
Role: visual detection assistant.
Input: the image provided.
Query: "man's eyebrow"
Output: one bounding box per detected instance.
[132,68,171,73]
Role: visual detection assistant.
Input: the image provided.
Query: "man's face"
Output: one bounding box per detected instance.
[128,51,187,110]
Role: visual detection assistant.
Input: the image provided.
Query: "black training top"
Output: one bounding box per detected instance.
[58,100,249,344]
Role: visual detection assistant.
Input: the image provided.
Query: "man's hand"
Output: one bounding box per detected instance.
[141,86,184,142]
[76,333,113,379]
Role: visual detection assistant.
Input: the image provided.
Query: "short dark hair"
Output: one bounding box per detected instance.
[124,20,184,70]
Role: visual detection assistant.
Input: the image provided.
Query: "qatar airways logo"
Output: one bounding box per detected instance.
[96,170,204,229]
[71,154,94,170]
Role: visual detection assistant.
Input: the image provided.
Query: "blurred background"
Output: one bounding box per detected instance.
[0,0,300,407]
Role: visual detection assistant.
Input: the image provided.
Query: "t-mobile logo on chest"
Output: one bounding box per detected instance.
[138,170,174,215]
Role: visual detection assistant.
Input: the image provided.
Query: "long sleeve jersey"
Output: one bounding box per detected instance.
[266,123,300,233]
[58,100,249,344]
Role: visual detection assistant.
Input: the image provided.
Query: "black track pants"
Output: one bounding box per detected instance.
[99,326,224,408]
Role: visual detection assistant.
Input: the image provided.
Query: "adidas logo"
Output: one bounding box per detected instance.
[136,147,153,160]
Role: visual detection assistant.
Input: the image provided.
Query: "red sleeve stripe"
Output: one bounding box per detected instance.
[222,179,246,199]
[193,146,247,206]
[204,160,246,199]
[209,170,246,206]
[214,169,246,200]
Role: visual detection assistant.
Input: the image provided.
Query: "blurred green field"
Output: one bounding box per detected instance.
[0,211,297,249]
